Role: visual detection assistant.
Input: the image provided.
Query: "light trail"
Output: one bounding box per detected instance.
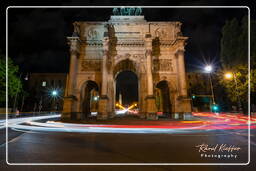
[0,115,60,129]
[1,112,255,134]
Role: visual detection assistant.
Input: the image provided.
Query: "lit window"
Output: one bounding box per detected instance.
[42,81,46,87]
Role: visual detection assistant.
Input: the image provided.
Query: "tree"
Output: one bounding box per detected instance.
[0,54,22,105]
[220,18,241,68]
[219,16,256,113]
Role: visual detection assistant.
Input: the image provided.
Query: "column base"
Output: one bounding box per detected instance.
[146,113,158,120]
[62,95,77,120]
[145,95,158,120]
[139,113,146,119]
[177,96,192,113]
[172,112,192,120]
[108,112,115,119]
[97,95,109,120]
[97,114,108,120]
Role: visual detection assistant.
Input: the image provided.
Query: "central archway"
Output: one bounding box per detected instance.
[113,59,139,115]
[115,71,138,106]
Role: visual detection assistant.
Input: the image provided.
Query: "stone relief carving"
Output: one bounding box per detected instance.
[132,54,145,62]
[81,60,101,71]
[175,22,182,37]
[73,22,80,35]
[68,38,80,55]
[114,54,145,64]
[87,28,99,40]
[124,53,131,58]
[155,28,168,39]
[153,59,173,72]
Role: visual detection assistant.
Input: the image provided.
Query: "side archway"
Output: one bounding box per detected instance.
[80,80,99,119]
[155,80,171,117]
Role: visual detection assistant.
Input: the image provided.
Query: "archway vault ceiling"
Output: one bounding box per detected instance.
[83,80,99,91]
[113,59,138,78]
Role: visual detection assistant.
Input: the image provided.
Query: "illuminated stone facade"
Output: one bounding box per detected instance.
[62,14,191,120]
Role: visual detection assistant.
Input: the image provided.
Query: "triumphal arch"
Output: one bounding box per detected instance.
[62,8,191,120]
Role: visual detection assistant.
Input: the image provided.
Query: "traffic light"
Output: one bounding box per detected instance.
[212,104,219,112]
[192,95,196,99]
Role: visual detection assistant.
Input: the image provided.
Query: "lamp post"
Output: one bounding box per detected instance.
[12,73,22,113]
[204,65,215,105]
[51,90,58,113]
[224,72,242,112]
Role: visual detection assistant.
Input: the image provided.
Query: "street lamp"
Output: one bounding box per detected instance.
[51,90,58,112]
[224,72,242,112]
[204,65,212,73]
[93,96,99,101]
[224,72,233,79]
[204,65,215,107]
[52,90,58,96]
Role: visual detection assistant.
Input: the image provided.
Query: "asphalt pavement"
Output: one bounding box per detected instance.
[0,128,255,170]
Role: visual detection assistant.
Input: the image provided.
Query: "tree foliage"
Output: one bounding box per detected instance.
[218,65,251,102]
[0,55,22,103]
[220,16,253,68]
[219,16,256,112]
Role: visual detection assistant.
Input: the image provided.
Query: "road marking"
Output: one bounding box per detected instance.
[0,132,26,148]
[11,128,43,134]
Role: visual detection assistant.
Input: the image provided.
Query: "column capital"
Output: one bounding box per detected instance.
[103,37,109,51]
[144,33,152,48]
[145,33,152,39]
[67,36,81,56]
[175,49,185,58]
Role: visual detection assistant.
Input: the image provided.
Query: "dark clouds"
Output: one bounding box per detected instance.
[3,1,253,73]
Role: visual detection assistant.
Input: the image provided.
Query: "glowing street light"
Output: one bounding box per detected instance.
[224,72,242,112]
[50,90,59,112]
[204,65,215,107]
[52,90,58,96]
[93,96,99,101]
[204,65,213,73]
[212,104,219,112]
[224,72,233,79]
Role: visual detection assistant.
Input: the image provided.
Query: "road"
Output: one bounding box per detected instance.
[0,113,255,171]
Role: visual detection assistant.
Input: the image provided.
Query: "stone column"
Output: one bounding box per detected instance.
[175,49,187,97]
[62,36,80,120]
[98,37,109,120]
[174,49,191,119]
[145,33,157,120]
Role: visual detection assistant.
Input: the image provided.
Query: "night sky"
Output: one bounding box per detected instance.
[1,1,254,105]
[1,1,254,74]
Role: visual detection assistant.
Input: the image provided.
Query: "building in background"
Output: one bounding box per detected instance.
[186,72,212,112]
[24,73,67,112]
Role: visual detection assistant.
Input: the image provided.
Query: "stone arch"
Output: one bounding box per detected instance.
[113,59,141,114]
[80,80,99,120]
[113,58,139,78]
